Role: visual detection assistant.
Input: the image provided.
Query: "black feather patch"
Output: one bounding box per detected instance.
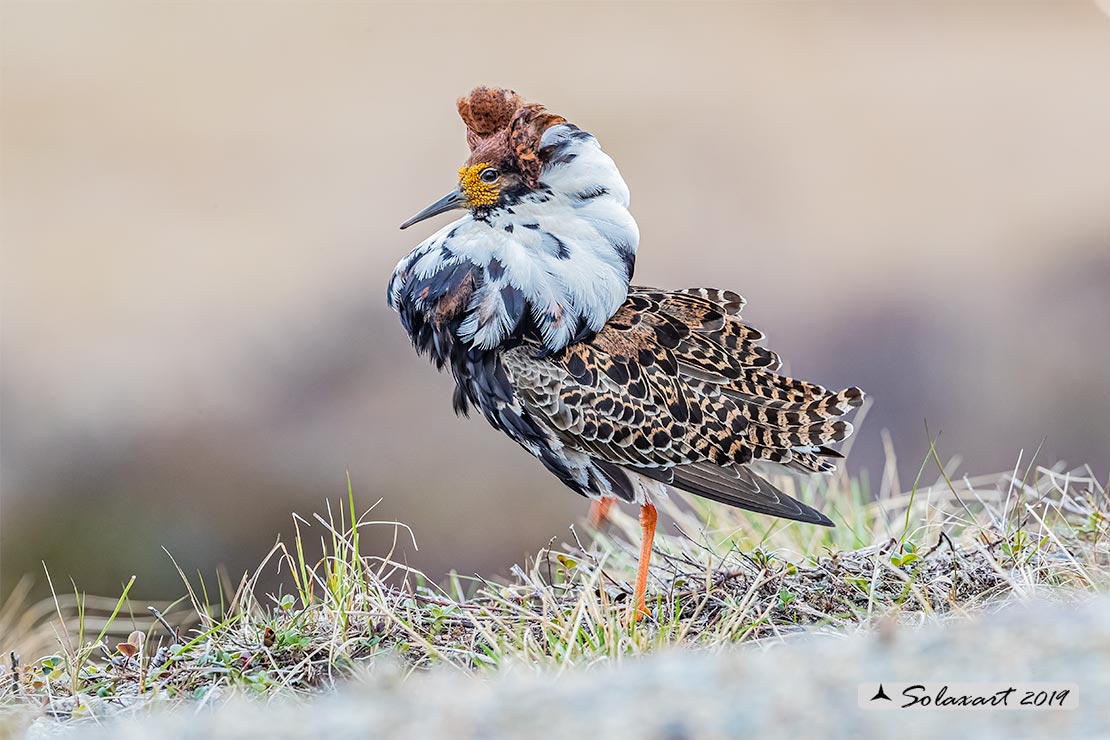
[500,284,526,330]
[404,261,472,306]
[564,352,595,386]
[591,460,637,502]
[487,257,506,281]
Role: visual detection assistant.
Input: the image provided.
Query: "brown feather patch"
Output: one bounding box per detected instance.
[455,87,566,187]
[431,271,476,328]
[457,87,521,147]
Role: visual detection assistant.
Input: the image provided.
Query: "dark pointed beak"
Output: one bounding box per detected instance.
[399,188,468,230]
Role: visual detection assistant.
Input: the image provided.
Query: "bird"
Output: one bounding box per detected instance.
[388,87,865,621]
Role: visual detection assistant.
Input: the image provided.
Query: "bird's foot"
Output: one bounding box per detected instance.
[587,497,615,528]
[624,600,652,626]
[623,502,658,627]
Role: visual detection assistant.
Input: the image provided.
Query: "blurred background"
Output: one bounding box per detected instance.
[3,2,1109,604]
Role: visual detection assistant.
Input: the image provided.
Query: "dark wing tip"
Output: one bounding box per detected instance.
[809,509,836,527]
[659,463,835,527]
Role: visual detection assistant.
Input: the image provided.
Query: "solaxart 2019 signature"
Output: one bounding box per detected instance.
[900,684,1071,709]
[860,682,1078,711]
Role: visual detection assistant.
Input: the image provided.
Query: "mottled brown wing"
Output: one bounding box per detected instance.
[502,289,864,524]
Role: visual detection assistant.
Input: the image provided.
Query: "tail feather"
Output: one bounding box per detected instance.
[642,462,834,526]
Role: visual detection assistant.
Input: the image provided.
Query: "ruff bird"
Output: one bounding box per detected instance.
[388,87,864,620]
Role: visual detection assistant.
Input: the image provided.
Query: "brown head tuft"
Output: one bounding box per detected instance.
[456,87,567,187]
[457,87,522,140]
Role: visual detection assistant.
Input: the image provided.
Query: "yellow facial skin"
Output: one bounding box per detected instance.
[458,163,500,208]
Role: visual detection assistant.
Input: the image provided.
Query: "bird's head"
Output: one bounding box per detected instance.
[400,87,570,229]
[392,87,638,353]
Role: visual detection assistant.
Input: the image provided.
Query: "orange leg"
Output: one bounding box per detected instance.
[587,497,615,528]
[628,502,658,623]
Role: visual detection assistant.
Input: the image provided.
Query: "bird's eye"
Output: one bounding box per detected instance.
[479,168,499,183]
